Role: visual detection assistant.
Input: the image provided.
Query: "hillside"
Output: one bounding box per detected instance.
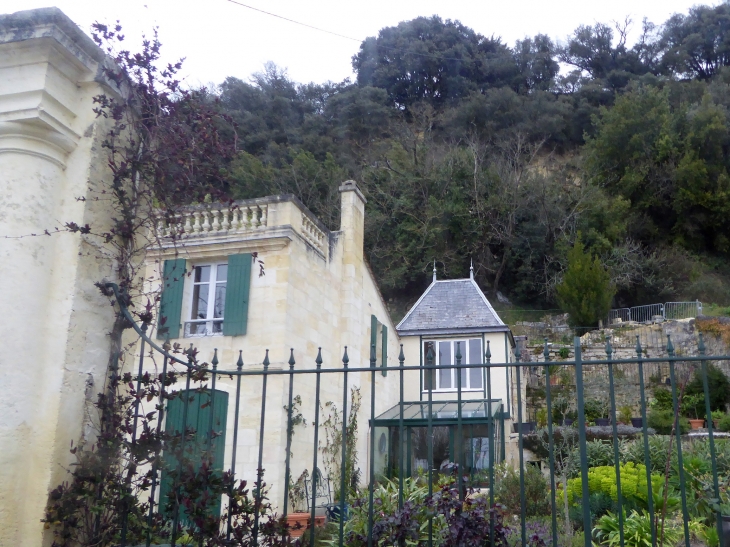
[209,4,730,317]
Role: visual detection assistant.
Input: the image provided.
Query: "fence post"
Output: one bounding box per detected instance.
[282,350,295,519]
[367,343,377,547]
[338,347,349,545]
[227,351,244,540]
[253,349,270,544]
[543,340,558,547]
[699,334,722,544]
[573,337,592,547]
[309,349,323,547]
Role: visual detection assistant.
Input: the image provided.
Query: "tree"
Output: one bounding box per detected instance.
[556,239,614,327]
[660,4,730,80]
[352,16,518,109]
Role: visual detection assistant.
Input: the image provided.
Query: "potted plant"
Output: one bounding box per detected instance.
[547,364,561,386]
[618,406,633,426]
[285,470,321,537]
[682,393,706,430]
[712,409,725,429]
[536,408,548,428]
[552,397,575,426]
[585,398,610,426]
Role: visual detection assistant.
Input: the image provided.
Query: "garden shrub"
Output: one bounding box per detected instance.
[584,440,615,468]
[620,436,671,474]
[647,408,689,435]
[569,491,614,530]
[649,387,674,411]
[719,414,730,432]
[561,463,662,507]
[494,463,550,517]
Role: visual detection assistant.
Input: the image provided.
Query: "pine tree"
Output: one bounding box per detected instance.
[557,239,614,327]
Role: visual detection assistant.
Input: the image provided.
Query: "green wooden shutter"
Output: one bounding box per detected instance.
[370,315,377,366]
[381,324,388,377]
[223,253,252,336]
[157,258,186,339]
[158,389,229,520]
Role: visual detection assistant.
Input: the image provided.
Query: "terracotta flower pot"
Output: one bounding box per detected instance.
[285,512,325,538]
[689,418,705,430]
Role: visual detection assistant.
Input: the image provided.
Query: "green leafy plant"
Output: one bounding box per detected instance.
[719,414,730,432]
[681,392,707,420]
[593,510,681,547]
[320,387,362,502]
[583,398,609,423]
[536,407,548,428]
[685,363,730,412]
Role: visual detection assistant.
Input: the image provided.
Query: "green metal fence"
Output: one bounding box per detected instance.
[106,284,730,547]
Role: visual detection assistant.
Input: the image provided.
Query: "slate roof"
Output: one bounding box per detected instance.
[396,278,509,336]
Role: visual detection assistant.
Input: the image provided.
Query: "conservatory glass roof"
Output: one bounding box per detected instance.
[372,400,503,426]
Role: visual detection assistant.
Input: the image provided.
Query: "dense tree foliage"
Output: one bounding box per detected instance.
[212,3,730,318]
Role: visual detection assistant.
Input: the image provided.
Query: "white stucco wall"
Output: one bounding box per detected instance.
[0,9,121,546]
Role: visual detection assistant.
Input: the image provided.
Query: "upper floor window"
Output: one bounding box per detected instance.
[423,339,483,392]
[187,263,227,336]
[157,253,252,340]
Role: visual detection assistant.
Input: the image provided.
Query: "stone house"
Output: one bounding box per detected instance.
[0,6,519,544]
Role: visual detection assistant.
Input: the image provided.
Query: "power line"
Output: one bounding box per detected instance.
[224,0,360,42]
[223,0,469,63]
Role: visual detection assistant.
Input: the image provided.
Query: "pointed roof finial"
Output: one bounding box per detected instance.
[470,259,474,280]
[433,260,437,282]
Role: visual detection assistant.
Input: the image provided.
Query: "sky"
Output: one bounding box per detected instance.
[2,0,712,87]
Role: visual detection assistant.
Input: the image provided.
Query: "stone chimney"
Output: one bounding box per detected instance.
[338,180,366,264]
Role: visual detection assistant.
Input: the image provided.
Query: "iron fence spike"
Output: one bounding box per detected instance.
[237,350,243,370]
[211,348,218,368]
[288,347,295,367]
[263,349,270,369]
[316,347,323,367]
[398,344,405,364]
[342,346,349,366]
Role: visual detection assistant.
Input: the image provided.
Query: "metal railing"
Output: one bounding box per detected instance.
[95,284,730,547]
[608,301,703,325]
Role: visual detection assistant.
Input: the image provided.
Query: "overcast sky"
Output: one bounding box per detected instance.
[2,0,711,87]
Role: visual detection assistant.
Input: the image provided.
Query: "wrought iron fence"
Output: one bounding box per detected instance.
[101,284,730,547]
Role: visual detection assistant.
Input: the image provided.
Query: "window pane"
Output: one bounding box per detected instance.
[191,284,208,319]
[194,265,210,283]
[216,264,227,282]
[423,341,436,390]
[214,285,226,318]
[469,339,483,389]
[439,341,452,389]
[212,320,223,334]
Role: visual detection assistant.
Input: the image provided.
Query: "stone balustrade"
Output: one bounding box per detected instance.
[154,197,329,256]
[301,213,327,253]
[156,204,269,239]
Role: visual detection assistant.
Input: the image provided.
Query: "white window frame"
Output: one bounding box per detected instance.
[184,262,227,337]
[423,338,484,392]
